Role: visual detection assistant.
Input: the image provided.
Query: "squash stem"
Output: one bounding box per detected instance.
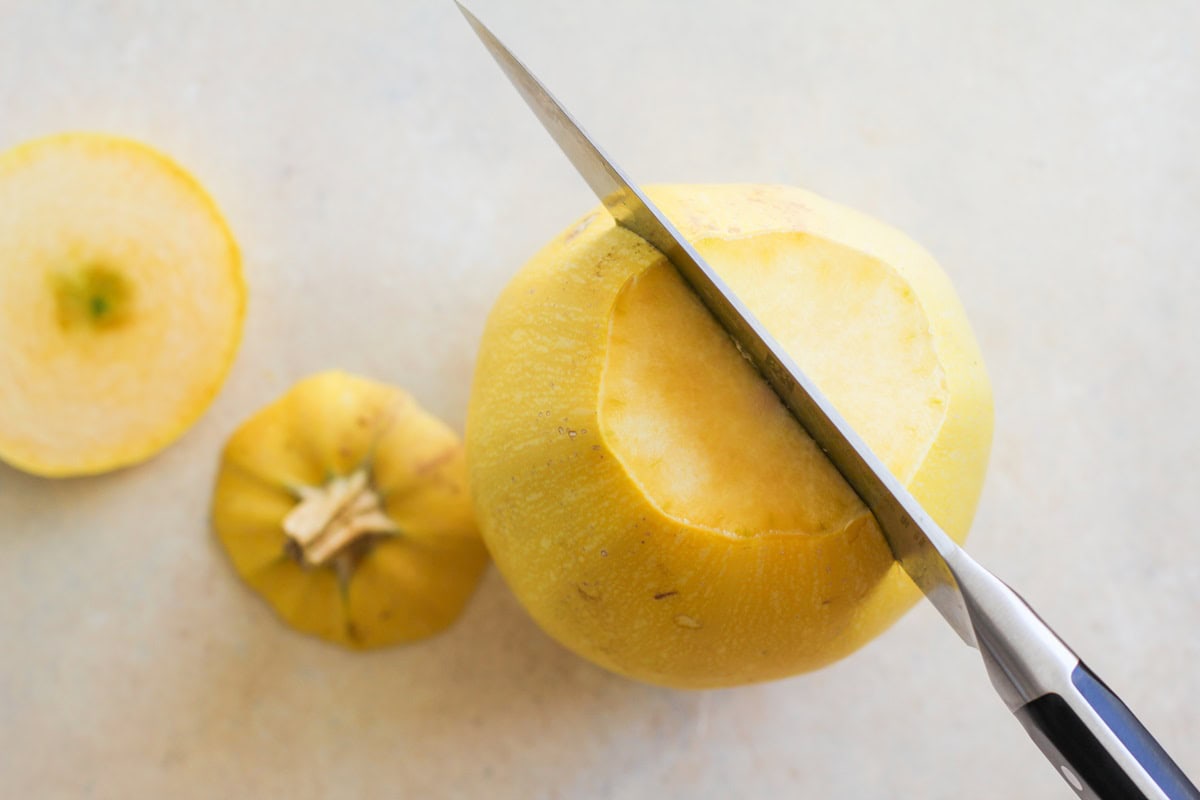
[282,469,398,566]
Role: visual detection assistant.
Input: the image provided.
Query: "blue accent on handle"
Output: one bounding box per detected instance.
[1072,662,1199,799]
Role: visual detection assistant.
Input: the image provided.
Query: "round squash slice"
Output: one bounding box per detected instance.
[0,133,244,476]
[467,184,994,688]
[213,371,489,648]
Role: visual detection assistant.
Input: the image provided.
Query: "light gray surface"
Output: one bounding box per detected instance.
[1,1,1198,798]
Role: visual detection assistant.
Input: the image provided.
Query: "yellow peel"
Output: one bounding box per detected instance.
[213,371,489,649]
[467,184,994,688]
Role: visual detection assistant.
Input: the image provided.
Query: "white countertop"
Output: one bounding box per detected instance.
[3,1,1199,797]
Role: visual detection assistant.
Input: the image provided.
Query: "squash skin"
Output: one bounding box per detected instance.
[213,371,489,649]
[467,184,993,688]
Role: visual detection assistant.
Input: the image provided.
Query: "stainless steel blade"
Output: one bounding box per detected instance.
[458,2,978,647]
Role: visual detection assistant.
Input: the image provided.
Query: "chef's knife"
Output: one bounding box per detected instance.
[457,5,1198,798]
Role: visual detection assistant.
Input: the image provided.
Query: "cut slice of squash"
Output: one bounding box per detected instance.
[0,133,245,476]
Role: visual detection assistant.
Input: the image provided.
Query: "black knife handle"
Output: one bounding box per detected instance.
[1013,662,1199,799]
[950,552,1197,799]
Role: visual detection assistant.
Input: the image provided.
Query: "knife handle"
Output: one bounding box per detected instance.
[952,552,1199,799]
[1013,662,1200,799]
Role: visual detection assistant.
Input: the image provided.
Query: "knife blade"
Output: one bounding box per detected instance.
[457,0,975,644]
[457,5,1200,798]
